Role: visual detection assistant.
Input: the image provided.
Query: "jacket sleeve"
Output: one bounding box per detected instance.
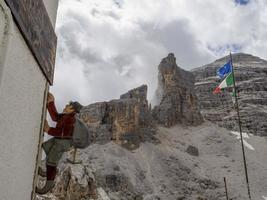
[47,101,60,122]
[47,127,63,137]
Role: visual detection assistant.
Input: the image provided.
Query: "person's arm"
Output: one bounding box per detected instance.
[44,119,63,137]
[47,127,63,137]
[47,93,60,122]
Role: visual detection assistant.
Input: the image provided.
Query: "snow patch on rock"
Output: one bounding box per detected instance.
[231,131,255,151]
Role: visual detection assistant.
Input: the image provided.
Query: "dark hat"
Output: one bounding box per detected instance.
[69,101,83,113]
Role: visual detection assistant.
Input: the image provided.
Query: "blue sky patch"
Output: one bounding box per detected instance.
[235,0,250,5]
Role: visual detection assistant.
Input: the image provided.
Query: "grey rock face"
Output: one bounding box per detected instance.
[152,53,203,127]
[79,85,153,149]
[36,162,97,200]
[37,122,267,200]
[192,53,267,136]
[53,163,97,200]
[79,102,112,144]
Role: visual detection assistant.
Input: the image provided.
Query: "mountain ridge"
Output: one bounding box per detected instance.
[192,52,267,136]
[192,53,267,72]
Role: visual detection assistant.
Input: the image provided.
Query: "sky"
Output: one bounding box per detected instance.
[52,0,267,110]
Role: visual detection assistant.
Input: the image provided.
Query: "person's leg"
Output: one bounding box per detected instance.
[36,140,63,194]
[46,140,63,167]
[38,138,56,177]
[46,164,57,181]
[42,137,56,156]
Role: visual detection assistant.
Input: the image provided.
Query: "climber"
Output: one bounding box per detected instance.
[35,92,82,195]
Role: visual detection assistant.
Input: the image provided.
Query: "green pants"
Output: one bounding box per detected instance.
[42,138,72,166]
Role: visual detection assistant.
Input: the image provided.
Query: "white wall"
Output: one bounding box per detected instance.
[43,0,59,29]
[0,1,58,199]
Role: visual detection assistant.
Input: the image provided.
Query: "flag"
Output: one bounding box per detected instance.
[217,61,232,79]
[213,72,234,94]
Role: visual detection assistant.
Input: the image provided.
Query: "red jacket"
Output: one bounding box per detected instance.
[47,101,75,139]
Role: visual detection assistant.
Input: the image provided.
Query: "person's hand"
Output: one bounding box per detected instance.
[43,119,50,132]
[47,92,54,103]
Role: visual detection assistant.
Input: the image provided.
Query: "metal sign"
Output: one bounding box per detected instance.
[4,0,57,85]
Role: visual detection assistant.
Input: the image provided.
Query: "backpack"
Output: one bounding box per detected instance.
[72,116,92,149]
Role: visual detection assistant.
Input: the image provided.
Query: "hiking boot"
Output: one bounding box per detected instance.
[38,167,47,177]
[35,180,55,195]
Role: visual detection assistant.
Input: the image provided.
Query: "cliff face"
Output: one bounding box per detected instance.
[152,53,203,127]
[79,85,152,150]
[78,54,203,151]
[192,53,267,136]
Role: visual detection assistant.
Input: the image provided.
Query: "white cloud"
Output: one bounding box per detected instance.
[52,0,267,109]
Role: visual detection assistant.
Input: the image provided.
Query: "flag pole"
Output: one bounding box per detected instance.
[230,52,252,200]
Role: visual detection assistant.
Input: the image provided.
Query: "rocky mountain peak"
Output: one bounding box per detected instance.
[192,53,267,136]
[193,53,267,81]
[160,53,176,67]
[77,53,204,151]
[215,53,267,65]
[152,53,203,127]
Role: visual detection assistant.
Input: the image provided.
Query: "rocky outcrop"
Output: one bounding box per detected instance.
[53,163,97,200]
[37,160,99,200]
[192,53,267,136]
[152,53,203,127]
[79,85,153,149]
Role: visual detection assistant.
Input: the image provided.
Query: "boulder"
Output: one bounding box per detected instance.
[186,145,199,157]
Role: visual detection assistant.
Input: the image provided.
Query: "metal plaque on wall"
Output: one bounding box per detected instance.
[4,0,57,85]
